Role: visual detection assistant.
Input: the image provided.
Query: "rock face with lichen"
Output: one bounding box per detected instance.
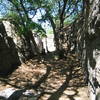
[2,21,32,62]
[57,0,100,99]
[86,0,100,100]
[0,21,21,75]
[72,0,100,99]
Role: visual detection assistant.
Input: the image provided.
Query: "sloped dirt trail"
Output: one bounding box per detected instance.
[0,53,89,100]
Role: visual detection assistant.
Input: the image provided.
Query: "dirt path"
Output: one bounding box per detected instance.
[0,53,89,100]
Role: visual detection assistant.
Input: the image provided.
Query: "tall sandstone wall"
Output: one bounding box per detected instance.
[59,0,100,100]
[86,0,100,100]
[75,0,100,99]
[2,21,30,62]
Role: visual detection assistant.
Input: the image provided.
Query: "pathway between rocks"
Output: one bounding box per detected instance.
[0,53,89,100]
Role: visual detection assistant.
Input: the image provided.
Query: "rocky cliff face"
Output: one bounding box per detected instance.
[58,0,100,99]
[0,22,21,75]
[2,21,37,62]
[86,0,100,100]
[73,1,100,98]
[2,21,27,62]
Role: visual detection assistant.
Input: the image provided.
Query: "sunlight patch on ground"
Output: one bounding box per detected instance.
[59,87,89,100]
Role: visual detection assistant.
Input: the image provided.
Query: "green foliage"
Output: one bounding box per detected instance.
[47,29,53,34]
[2,0,46,36]
[27,21,45,33]
[64,14,79,25]
[36,0,82,29]
[1,0,83,36]
[64,20,73,25]
[3,11,46,36]
[4,12,19,20]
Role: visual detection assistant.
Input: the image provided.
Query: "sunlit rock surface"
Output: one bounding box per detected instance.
[42,34,56,52]
[0,88,38,100]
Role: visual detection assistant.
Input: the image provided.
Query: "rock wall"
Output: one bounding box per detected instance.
[58,0,100,99]
[75,0,100,99]
[0,20,46,75]
[0,22,21,75]
[2,21,32,62]
[86,0,100,100]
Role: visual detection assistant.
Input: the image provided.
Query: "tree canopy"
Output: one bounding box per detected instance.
[0,0,83,29]
[0,0,83,51]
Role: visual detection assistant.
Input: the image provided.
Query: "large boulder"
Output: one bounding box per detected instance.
[0,22,20,75]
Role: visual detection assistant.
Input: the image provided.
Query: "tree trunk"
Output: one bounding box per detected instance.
[47,14,60,51]
[59,0,67,28]
[28,31,40,55]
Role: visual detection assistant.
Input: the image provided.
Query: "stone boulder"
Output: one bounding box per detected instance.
[0,21,20,75]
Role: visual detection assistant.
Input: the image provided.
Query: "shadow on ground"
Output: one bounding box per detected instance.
[0,53,88,100]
